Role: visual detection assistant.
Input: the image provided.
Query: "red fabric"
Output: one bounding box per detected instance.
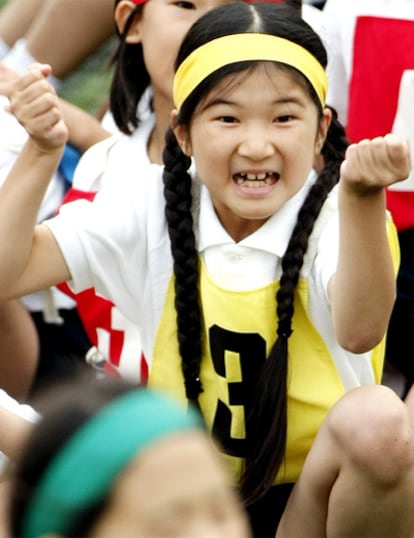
[57,187,148,382]
[386,191,414,231]
[346,16,414,230]
[61,187,96,205]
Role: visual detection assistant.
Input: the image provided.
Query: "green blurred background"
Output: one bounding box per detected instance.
[0,0,116,116]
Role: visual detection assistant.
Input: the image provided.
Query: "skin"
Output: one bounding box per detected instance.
[25,0,115,80]
[276,384,414,537]
[0,0,114,78]
[0,299,38,399]
[88,432,251,538]
[0,0,44,49]
[116,0,240,164]
[174,64,331,242]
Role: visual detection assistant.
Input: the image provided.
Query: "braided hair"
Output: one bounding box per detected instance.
[163,1,348,504]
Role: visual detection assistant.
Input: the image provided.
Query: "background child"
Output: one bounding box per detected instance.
[8,373,249,538]
[0,3,411,536]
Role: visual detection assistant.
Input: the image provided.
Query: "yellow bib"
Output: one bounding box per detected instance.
[150,258,386,484]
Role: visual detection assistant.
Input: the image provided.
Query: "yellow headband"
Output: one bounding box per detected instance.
[173,33,328,111]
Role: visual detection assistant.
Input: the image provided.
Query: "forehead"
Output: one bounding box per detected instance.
[112,432,229,501]
[197,62,312,106]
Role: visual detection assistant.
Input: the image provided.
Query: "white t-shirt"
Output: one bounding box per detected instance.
[46,167,378,391]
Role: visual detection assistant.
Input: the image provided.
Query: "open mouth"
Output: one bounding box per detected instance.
[234,172,280,187]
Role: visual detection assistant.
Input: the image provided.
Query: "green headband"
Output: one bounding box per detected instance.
[173,33,328,110]
[23,389,203,537]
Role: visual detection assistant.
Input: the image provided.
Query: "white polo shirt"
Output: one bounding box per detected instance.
[46,166,381,391]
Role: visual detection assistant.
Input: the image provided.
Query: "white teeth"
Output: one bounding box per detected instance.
[242,172,270,180]
[235,172,278,187]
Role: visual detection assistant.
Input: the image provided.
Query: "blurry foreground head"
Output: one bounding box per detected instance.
[10,375,250,538]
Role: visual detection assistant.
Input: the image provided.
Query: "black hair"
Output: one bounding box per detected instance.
[9,372,139,537]
[110,1,150,134]
[162,1,349,505]
[284,0,302,12]
[109,0,301,134]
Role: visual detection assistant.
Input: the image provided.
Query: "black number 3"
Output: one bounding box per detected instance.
[209,324,267,457]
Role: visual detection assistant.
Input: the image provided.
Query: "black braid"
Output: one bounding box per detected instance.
[162,128,203,408]
[163,0,348,505]
[241,109,349,504]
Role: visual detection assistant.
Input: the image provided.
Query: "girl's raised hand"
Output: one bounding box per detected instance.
[339,134,411,194]
[7,63,68,153]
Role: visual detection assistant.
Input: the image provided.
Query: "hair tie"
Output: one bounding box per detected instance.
[277,321,293,338]
[185,377,203,400]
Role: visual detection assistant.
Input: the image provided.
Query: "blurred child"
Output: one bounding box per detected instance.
[9,374,249,537]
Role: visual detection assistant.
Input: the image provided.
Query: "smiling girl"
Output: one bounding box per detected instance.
[59,0,309,382]
[0,3,412,536]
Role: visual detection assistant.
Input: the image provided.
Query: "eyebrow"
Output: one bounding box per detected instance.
[200,95,305,112]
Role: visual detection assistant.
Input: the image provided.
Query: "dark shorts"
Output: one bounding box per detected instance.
[385,227,414,389]
[30,307,92,396]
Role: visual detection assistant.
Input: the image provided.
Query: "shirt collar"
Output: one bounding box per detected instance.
[198,170,318,257]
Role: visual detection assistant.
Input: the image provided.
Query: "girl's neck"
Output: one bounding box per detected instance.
[147,123,167,164]
[147,93,173,165]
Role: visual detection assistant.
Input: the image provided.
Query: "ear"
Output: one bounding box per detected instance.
[315,107,333,154]
[171,109,192,156]
[114,0,143,44]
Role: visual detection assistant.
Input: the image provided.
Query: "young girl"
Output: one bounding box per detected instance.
[8,374,249,538]
[58,0,309,381]
[1,3,412,536]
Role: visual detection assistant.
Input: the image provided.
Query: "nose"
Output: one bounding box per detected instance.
[237,126,275,161]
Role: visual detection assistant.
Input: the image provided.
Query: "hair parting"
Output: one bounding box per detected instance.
[163,1,348,503]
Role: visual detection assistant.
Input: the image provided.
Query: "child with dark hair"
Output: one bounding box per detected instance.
[0,3,412,536]
[58,0,322,382]
[8,373,249,538]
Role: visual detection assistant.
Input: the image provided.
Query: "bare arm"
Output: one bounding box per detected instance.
[329,134,411,353]
[0,0,45,50]
[25,0,114,80]
[0,300,38,400]
[0,405,36,461]
[0,64,71,301]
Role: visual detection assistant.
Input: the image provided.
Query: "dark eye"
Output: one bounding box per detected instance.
[219,116,237,123]
[174,1,195,9]
[275,115,294,123]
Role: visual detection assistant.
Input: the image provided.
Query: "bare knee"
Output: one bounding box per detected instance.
[327,385,414,486]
